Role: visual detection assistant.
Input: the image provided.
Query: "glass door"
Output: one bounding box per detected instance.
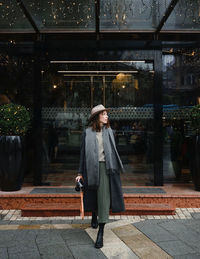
[41,60,154,186]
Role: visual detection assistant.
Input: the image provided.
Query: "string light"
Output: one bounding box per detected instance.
[0,0,200,31]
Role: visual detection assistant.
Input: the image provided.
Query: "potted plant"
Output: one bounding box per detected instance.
[190,104,200,191]
[0,103,30,191]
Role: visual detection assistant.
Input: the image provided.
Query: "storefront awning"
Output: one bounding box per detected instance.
[0,0,200,41]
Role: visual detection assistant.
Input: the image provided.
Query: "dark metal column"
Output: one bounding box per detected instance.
[33,40,43,185]
[153,49,163,186]
[95,0,100,40]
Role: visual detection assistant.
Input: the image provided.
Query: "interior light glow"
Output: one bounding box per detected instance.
[50,60,146,63]
[58,70,139,73]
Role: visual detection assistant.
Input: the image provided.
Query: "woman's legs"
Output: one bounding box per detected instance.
[91,211,98,229]
[95,162,110,248]
[97,162,110,224]
[95,223,105,248]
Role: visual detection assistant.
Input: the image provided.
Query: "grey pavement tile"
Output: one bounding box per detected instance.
[14,229,52,237]
[40,255,74,259]
[7,240,38,254]
[9,221,31,225]
[173,254,200,259]
[133,223,177,242]
[61,229,94,246]
[170,229,200,246]
[159,221,189,233]
[191,213,200,219]
[157,240,195,256]
[0,220,10,225]
[71,219,91,225]
[51,220,72,224]
[134,219,171,227]
[36,232,65,246]
[184,219,200,231]
[39,243,72,258]
[0,248,8,259]
[189,242,200,253]
[0,232,17,248]
[69,244,107,259]
[14,230,37,240]
[8,250,41,259]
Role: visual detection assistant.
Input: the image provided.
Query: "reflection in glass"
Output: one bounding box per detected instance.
[162,48,199,184]
[0,0,34,31]
[163,0,200,30]
[24,0,95,31]
[41,61,155,186]
[100,0,170,31]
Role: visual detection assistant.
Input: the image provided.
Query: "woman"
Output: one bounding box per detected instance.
[75,104,125,249]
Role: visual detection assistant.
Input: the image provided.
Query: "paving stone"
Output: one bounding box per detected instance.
[157,240,195,256]
[191,213,200,219]
[133,223,177,242]
[0,248,8,259]
[52,224,73,229]
[36,232,65,246]
[8,250,41,259]
[38,243,72,258]
[69,244,108,259]
[132,245,172,259]
[159,221,189,233]
[113,224,141,238]
[87,225,139,258]
[71,219,91,224]
[176,229,200,244]
[0,231,17,248]
[174,254,200,259]
[7,239,38,254]
[51,220,72,224]
[61,229,93,245]
[0,220,10,225]
[102,242,140,259]
[189,242,200,253]
[114,224,172,259]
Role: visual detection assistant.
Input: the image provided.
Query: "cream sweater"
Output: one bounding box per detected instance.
[96,130,105,161]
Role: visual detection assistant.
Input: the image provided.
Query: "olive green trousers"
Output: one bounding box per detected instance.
[97,161,110,223]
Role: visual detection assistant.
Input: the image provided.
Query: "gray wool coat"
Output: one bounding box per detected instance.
[78,128,125,213]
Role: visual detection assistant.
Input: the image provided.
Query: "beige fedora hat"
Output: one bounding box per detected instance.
[89,104,110,121]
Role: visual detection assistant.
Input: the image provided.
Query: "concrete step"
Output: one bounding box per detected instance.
[123,203,175,215]
[21,202,175,217]
[21,203,80,217]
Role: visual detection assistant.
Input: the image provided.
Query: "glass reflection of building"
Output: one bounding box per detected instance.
[0,0,200,188]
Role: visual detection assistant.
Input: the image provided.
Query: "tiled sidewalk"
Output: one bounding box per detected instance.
[1,209,200,259]
[1,208,200,223]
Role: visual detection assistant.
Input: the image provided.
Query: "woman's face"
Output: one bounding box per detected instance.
[99,111,108,125]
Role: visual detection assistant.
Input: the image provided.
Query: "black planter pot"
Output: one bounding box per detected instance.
[190,135,200,191]
[0,136,23,191]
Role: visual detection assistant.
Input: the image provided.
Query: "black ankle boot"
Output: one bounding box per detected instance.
[91,212,98,229]
[95,223,105,249]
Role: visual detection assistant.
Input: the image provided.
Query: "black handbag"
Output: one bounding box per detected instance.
[75,178,84,192]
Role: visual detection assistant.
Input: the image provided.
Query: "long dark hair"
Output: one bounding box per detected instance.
[89,111,110,132]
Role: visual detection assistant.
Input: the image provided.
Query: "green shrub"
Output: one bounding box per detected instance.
[0,103,31,136]
[191,104,200,131]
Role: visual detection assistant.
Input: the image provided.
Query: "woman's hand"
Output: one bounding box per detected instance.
[75,175,83,182]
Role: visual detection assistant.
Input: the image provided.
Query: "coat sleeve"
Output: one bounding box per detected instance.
[110,127,125,173]
[78,130,86,175]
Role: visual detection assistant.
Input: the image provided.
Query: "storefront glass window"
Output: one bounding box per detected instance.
[0,0,34,32]
[100,0,171,31]
[41,60,155,186]
[163,0,200,31]
[23,0,95,31]
[162,48,200,184]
